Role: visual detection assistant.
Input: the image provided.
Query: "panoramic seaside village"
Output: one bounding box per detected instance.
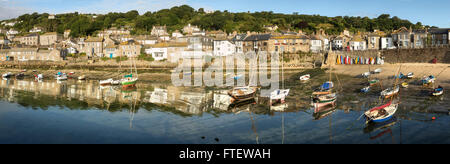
[0,8,448,64]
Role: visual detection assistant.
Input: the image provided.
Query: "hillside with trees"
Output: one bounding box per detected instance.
[0,5,430,37]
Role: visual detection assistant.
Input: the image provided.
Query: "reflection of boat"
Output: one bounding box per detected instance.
[228,98,255,110]
[361,86,370,93]
[364,101,398,124]
[228,86,257,103]
[363,117,397,133]
[78,75,86,80]
[2,72,13,78]
[431,86,443,96]
[15,73,25,79]
[313,103,336,120]
[121,86,137,93]
[270,89,289,105]
[100,78,113,86]
[299,74,310,81]
[270,103,288,111]
[380,86,400,98]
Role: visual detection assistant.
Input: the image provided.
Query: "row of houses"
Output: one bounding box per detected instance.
[0,48,62,62]
[1,24,449,63]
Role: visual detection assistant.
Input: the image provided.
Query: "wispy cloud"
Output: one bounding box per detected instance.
[0,0,32,20]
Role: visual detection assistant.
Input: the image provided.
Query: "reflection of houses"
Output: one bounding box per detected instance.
[212,90,232,111]
[0,79,142,108]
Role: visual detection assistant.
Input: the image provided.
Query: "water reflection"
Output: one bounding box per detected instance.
[0,78,449,144]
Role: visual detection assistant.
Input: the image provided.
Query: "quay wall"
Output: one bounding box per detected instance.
[330,47,450,64]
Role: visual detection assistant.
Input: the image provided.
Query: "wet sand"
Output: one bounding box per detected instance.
[332,63,450,87]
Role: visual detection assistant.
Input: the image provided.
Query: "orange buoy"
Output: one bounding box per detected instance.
[432,117,436,120]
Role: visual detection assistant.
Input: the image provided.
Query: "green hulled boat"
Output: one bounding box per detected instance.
[122,74,138,88]
[369,79,380,86]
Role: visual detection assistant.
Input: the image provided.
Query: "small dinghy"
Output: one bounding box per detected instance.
[373,68,382,74]
[270,89,290,105]
[397,73,405,79]
[300,74,310,81]
[422,75,435,85]
[228,86,257,103]
[432,86,444,96]
[406,72,414,79]
[112,79,122,85]
[361,86,370,93]
[15,73,25,79]
[100,78,113,86]
[56,73,68,81]
[380,86,400,98]
[401,82,409,88]
[365,101,398,124]
[78,75,86,80]
[312,93,337,104]
[35,74,44,80]
[369,79,380,86]
[362,72,371,78]
[2,72,13,78]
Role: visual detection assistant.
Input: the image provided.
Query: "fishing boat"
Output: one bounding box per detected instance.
[432,86,444,96]
[15,73,25,79]
[397,73,405,79]
[406,72,414,79]
[364,101,398,124]
[361,86,370,93]
[380,86,400,98]
[299,74,310,81]
[2,72,13,78]
[228,86,257,103]
[320,81,334,90]
[312,93,336,104]
[373,68,382,74]
[35,74,44,80]
[270,89,290,105]
[100,78,113,86]
[401,82,409,88]
[78,75,86,80]
[312,81,334,96]
[112,79,122,85]
[422,75,435,85]
[121,74,138,88]
[369,79,380,86]
[56,73,68,81]
[362,72,371,78]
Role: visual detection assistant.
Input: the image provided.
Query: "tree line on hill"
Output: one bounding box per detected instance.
[1,5,434,38]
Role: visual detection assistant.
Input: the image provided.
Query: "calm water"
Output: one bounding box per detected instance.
[0,74,449,144]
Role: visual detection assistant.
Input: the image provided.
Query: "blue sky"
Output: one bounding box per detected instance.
[1,0,449,27]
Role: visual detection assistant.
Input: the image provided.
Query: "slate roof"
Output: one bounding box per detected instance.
[429,28,450,34]
[244,34,271,41]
